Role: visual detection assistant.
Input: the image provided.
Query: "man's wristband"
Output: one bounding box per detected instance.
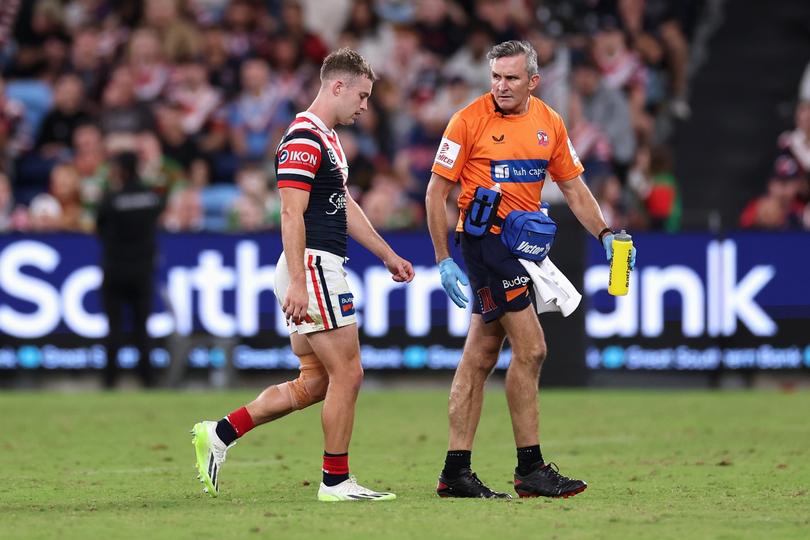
[598,227,613,242]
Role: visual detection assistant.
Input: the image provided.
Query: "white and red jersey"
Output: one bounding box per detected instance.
[274,111,350,257]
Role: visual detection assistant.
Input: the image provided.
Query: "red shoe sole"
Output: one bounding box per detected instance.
[515,484,587,499]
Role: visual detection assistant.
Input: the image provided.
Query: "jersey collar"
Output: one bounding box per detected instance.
[297,111,332,134]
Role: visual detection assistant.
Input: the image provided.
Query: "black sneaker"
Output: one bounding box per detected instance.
[437,469,512,499]
[513,462,587,498]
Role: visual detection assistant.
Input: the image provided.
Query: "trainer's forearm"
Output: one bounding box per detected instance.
[560,178,610,238]
[426,178,452,263]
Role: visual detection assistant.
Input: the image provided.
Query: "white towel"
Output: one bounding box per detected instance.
[518,257,582,317]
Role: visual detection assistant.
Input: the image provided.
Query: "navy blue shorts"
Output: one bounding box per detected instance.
[460,231,532,323]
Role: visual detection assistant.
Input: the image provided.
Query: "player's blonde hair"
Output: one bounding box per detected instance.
[320,48,376,82]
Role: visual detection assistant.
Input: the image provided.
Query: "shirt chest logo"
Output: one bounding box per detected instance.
[491,134,505,144]
[537,130,549,146]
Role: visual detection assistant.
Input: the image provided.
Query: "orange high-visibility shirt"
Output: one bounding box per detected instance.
[431,94,584,232]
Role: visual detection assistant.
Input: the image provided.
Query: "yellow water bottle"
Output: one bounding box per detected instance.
[608,230,633,296]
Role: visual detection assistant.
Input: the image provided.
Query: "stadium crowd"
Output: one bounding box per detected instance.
[739,63,810,231]
[0,0,704,234]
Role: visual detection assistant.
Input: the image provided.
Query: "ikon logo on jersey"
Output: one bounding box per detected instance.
[286,150,318,166]
[338,293,355,316]
[490,159,549,183]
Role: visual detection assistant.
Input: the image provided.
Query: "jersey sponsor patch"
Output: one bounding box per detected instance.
[489,159,549,183]
[338,293,355,316]
[434,137,461,169]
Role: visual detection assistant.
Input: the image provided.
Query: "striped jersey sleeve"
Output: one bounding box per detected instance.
[275,129,323,192]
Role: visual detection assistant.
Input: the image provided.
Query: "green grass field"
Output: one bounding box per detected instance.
[1,388,808,539]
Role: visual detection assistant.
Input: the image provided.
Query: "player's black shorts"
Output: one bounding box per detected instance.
[460,231,532,323]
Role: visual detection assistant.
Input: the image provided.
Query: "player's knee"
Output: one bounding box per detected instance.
[288,365,329,409]
[332,361,363,394]
[308,375,328,403]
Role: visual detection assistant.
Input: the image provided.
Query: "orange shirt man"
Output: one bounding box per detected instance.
[426,40,630,499]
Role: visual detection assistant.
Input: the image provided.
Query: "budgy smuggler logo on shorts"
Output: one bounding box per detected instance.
[434,137,461,169]
[338,293,355,316]
[490,159,549,183]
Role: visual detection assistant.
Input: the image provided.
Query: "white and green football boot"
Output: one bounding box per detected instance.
[191,421,232,497]
[317,475,396,502]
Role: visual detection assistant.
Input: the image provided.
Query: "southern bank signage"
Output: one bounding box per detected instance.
[0,232,808,371]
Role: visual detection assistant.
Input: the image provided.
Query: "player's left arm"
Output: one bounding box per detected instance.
[345,191,414,283]
[556,175,610,239]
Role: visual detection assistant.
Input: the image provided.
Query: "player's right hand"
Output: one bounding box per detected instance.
[438,257,469,309]
[282,280,309,324]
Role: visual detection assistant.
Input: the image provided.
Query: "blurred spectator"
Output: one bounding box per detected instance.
[567,92,613,174]
[8,0,69,80]
[0,171,30,231]
[527,27,570,121]
[28,191,62,231]
[279,0,329,66]
[142,0,201,62]
[617,0,691,119]
[163,185,204,231]
[571,53,636,171]
[444,24,494,95]
[627,145,681,231]
[99,66,156,138]
[200,25,241,100]
[419,76,476,134]
[361,168,422,230]
[299,0,352,47]
[777,100,810,175]
[474,0,524,43]
[413,0,466,58]
[267,33,317,111]
[341,0,384,57]
[740,158,806,230]
[227,165,280,231]
[136,131,187,196]
[47,163,85,231]
[376,24,441,104]
[35,73,90,160]
[0,74,27,165]
[228,58,293,164]
[72,123,108,220]
[590,18,653,145]
[593,173,634,232]
[164,57,223,140]
[66,25,107,104]
[127,27,170,102]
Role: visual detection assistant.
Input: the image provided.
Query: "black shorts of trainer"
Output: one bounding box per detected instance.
[459,231,533,323]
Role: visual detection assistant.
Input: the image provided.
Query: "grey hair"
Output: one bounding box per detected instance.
[486,40,539,77]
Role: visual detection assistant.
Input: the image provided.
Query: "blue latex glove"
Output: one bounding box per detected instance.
[601,233,637,270]
[438,257,469,308]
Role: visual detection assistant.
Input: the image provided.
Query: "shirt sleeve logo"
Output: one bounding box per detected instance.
[567,137,581,166]
[278,149,289,163]
[434,137,461,169]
